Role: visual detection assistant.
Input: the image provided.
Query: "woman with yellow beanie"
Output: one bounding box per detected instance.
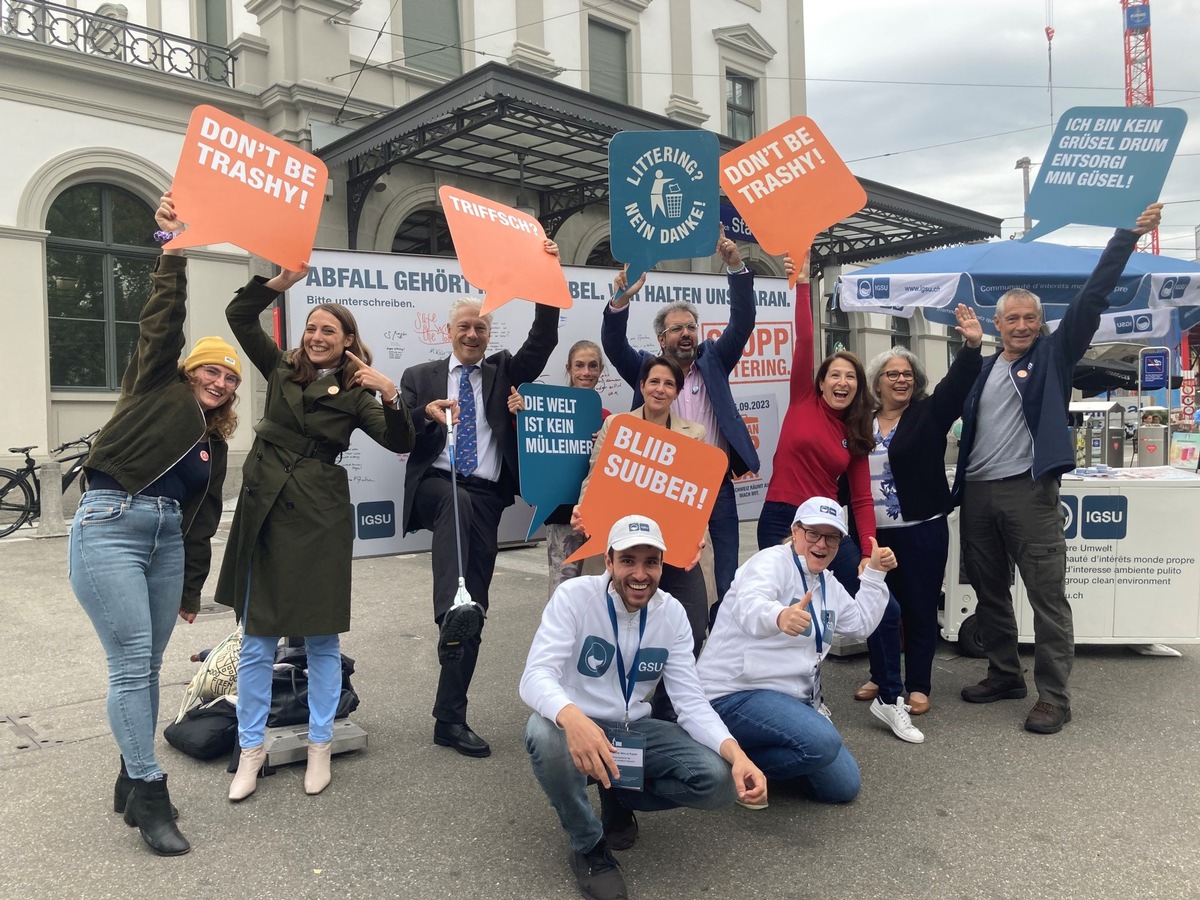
[69,193,240,857]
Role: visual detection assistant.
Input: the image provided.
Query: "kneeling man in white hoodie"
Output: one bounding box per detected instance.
[520,514,765,900]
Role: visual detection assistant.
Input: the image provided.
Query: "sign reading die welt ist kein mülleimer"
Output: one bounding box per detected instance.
[287,252,795,558]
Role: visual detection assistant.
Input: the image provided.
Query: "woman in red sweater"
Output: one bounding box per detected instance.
[756,252,874,560]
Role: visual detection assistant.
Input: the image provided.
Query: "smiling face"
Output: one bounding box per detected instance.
[606,545,663,611]
[876,357,915,412]
[303,309,354,368]
[995,296,1042,360]
[568,347,603,390]
[188,364,240,411]
[819,357,858,411]
[791,521,843,573]
[449,304,491,365]
[657,310,699,364]
[640,364,679,419]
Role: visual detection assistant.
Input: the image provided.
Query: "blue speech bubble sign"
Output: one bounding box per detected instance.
[609,130,721,283]
[1023,106,1187,242]
[515,383,604,540]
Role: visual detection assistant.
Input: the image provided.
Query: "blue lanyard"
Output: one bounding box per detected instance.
[792,553,828,654]
[605,586,648,722]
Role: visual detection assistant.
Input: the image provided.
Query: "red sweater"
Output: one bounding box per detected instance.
[765,283,875,556]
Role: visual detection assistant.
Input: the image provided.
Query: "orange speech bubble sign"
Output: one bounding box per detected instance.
[165,106,326,271]
[564,415,728,569]
[720,116,866,288]
[439,186,574,316]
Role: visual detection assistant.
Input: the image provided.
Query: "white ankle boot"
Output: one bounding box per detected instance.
[228,745,266,802]
[304,741,332,795]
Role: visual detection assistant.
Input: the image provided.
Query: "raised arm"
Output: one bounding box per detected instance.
[709,230,757,374]
[784,252,816,404]
[225,265,308,378]
[927,304,984,430]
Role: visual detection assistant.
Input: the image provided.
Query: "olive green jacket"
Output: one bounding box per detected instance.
[215,278,415,636]
[83,255,228,613]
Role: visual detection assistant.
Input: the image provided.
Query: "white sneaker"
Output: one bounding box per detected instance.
[871,697,925,744]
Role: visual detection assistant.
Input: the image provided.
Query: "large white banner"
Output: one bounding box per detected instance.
[287,250,795,557]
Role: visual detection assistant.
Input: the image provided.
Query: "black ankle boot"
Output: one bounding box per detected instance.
[115,759,178,819]
[122,775,190,856]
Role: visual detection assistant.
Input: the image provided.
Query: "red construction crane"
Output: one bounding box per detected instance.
[1122,0,1159,252]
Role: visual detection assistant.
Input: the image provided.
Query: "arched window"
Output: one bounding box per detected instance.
[585,239,619,269]
[392,208,455,257]
[890,315,910,349]
[46,183,157,389]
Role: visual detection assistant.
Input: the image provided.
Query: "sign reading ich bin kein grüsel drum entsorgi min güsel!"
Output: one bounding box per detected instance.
[608,131,721,284]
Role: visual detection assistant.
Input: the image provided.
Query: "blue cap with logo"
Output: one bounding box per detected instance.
[607,514,667,553]
[792,497,848,536]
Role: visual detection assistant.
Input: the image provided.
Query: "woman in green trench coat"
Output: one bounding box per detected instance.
[215,265,415,801]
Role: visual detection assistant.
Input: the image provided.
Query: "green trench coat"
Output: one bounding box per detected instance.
[214,279,415,636]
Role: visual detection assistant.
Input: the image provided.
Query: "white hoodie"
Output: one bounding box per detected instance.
[519,573,733,754]
[697,543,890,704]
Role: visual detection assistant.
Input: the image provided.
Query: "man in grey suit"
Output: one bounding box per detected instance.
[400,246,559,757]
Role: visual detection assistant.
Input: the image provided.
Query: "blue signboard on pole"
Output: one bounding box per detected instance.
[1141,349,1168,390]
[719,200,758,245]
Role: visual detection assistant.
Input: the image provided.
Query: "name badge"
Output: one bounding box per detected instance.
[606,729,646,792]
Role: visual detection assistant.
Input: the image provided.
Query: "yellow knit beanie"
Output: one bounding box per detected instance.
[184,337,242,378]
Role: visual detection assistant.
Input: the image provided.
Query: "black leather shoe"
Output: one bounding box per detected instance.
[433,721,491,758]
[115,759,177,819]
[960,676,1028,704]
[1024,701,1072,734]
[123,775,190,856]
[438,603,484,663]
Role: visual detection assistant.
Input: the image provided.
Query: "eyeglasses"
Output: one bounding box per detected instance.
[799,528,842,546]
[660,323,699,337]
[882,370,915,382]
[198,365,241,388]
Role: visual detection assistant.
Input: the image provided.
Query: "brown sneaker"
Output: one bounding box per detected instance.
[960,677,1028,704]
[1024,701,1072,734]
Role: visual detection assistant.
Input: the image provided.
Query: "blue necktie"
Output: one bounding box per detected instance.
[456,365,478,476]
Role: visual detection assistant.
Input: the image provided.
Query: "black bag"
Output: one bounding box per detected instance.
[164,697,238,760]
[266,648,360,728]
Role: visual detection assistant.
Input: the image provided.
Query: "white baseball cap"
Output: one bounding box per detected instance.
[607,515,667,553]
[792,497,848,536]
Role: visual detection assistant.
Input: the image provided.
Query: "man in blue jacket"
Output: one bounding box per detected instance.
[952,202,1162,734]
[602,234,758,611]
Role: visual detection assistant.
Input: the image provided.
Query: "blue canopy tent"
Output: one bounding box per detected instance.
[834,240,1200,343]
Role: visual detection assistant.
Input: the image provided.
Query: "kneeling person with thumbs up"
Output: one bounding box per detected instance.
[696,497,897,805]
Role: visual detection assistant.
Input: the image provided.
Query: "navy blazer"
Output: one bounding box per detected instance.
[601,270,759,476]
[400,303,559,533]
[952,228,1140,503]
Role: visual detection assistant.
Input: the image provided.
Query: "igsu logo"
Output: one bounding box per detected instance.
[1081,496,1128,540]
[855,277,891,301]
[577,636,615,678]
[356,500,395,540]
[1061,496,1078,539]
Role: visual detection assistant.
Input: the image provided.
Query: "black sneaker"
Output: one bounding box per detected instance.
[437,603,484,663]
[1024,701,1072,734]
[569,839,627,900]
[960,676,1028,704]
[598,785,638,851]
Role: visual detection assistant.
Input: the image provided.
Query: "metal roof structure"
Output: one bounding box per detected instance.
[319,61,1001,264]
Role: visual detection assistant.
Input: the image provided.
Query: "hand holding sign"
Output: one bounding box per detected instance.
[516,384,604,540]
[1022,106,1186,241]
[165,106,327,270]
[720,117,866,288]
[439,186,573,316]
[609,130,721,285]
[565,414,727,568]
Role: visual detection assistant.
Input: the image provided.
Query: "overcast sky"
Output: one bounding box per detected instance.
[803,0,1199,259]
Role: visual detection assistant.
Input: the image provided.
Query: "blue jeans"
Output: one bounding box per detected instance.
[69,491,185,781]
[711,690,861,803]
[524,712,735,852]
[236,633,342,748]
[756,500,796,550]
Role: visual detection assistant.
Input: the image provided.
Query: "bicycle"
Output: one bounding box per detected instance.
[0,430,99,538]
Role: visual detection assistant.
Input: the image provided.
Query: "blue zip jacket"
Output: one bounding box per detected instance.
[952,227,1141,503]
